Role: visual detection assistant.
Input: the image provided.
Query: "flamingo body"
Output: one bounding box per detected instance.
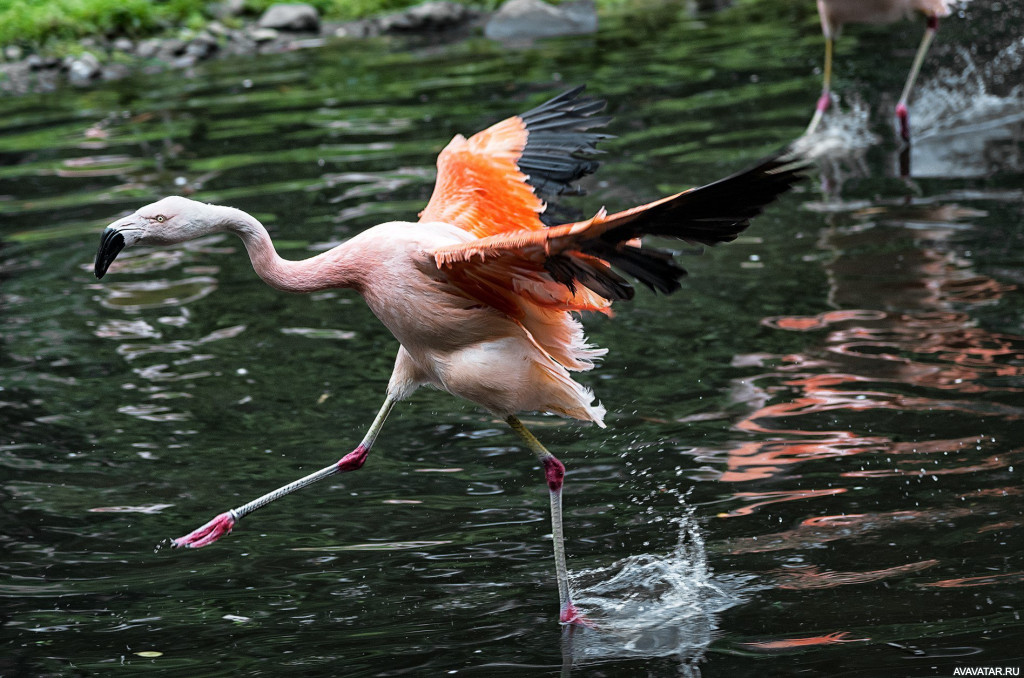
[817,0,953,38]
[94,87,804,623]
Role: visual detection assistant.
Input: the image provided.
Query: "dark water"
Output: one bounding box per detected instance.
[3,1,1023,676]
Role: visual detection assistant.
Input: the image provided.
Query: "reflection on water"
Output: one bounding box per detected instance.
[723,195,1022,488]
[2,0,1023,675]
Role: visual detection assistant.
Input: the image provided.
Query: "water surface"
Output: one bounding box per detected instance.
[2,1,1023,675]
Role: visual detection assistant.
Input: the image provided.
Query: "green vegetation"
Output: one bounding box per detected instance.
[0,0,662,50]
[0,0,502,48]
[244,0,499,20]
[0,0,207,46]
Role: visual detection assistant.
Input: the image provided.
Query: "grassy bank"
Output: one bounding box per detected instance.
[0,0,498,48]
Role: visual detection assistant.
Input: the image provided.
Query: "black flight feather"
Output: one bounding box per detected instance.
[517,86,612,225]
[512,89,807,301]
[572,148,807,297]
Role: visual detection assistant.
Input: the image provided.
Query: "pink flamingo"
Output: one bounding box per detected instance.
[95,87,805,624]
[806,0,957,140]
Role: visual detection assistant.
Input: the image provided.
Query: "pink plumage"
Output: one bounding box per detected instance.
[94,87,805,624]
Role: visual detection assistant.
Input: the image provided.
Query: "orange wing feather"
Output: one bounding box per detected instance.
[418,116,546,238]
[433,149,807,306]
[419,86,608,239]
[418,90,805,374]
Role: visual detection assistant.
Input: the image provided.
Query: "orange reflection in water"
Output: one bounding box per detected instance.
[717,489,846,517]
[772,559,940,589]
[723,280,1022,486]
[743,631,869,651]
[722,508,974,555]
[721,438,877,483]
[919,572,1024,589]
[710,206,1023,590]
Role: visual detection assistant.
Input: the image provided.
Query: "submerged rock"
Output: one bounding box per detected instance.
[258,3,321,32]
[485,0,596,42]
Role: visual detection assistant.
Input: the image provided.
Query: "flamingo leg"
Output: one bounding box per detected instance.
[896,16,940,143]
[171,394,398,548]
[506,415,590,626]
[806,35,834,136]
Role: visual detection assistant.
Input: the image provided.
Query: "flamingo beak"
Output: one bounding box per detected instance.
[94,226,127,279]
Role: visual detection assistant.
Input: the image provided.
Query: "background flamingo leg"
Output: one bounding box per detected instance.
[806,36,834,136]
[896,16,941,142]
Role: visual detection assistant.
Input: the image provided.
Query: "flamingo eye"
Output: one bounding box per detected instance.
[155,215,166,223]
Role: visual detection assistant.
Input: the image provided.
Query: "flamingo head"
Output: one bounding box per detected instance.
[94,196,218,278]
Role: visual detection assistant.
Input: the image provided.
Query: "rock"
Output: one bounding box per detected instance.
[136,38,163,59]
[210,0,246,20]
[171,55,198,69]
[4,45,23,61]
[26,54,60,70]
[224,31,258,55]
[186,34,219,59]
[68,52,101,87]
[0,61,34,96]
[378,1,473,33]
[258,3,320,32]
[249,27,280,43]
[113,37,134,52]
[206,21,230,37]
[484,0,596,42]
[158,38,188,60]
[334,21,380,39]
[101,63,132,81]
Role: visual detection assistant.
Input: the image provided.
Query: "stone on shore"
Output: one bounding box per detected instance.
[67,52,101,87]
[377,1,473,32]
[135,38,163,59]
[210,0,246,20]
[258,3,321,32]
[484,0,597,42]
[186,34,220,59]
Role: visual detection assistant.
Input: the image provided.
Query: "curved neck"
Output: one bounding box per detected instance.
[214,205,362,294]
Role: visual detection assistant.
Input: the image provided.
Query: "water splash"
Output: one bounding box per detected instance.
[914,37,1024,138]
[911,37,1024,176]
[794,94,880,161]
[796,36,1024,184]
[561,508,748,675]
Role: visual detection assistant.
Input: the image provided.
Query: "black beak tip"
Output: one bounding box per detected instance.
[95,228,126,280]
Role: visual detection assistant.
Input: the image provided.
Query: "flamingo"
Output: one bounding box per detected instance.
[806,0,957,140]
[94,87,805,624]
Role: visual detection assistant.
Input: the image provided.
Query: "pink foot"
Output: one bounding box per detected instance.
[896,103,910,143]
[171,511,236,548]
[816,92,830,114]
[559,602,597,628]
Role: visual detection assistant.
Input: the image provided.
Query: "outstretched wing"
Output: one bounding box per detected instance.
[418,86,610,238]
[433,150,808,303]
